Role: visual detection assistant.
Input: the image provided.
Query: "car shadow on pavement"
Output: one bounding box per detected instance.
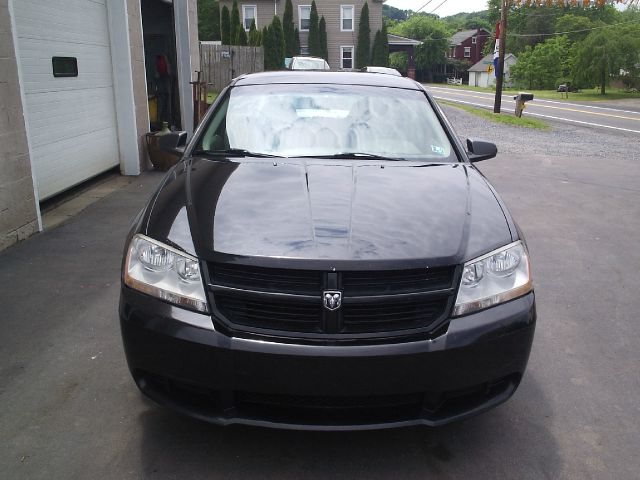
[136,373,560,479]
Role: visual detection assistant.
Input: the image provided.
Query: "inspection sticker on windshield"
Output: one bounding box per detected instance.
[431,145,445,155]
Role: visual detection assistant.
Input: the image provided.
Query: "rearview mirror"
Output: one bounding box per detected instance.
[466,138,497,162]
[158,131,188,156]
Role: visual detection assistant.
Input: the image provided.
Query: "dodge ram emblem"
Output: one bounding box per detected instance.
[323,291,342,311]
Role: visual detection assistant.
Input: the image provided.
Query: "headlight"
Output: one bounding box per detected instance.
[123,234,209,313]
[453,240,532,317]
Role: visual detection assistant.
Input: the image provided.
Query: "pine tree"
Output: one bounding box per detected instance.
[249,19,260,46]
[355,2,371,69]
[371,25,389,67]
[221,5,231,44]
[271,16,286,69]
[263,26,274,70]
[239,26,248,46]
[308,1,321,57]
[380,23,389,67]
[294,28,300,55]
[212,1,221,41]
[230,0,240,45]
[283,0,296,58]
[319,16,328,62]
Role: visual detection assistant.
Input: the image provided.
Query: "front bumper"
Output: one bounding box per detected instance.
[120,288,536,430]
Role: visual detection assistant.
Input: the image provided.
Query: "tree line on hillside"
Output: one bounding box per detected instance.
[484,2,640,93]
[198,0,389,71]
[384,1,639,92]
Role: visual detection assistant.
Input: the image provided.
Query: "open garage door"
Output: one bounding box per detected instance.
[12,0,120,200]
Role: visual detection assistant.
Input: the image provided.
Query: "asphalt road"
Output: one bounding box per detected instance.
[426,85,640,134]
[2,108,640,479]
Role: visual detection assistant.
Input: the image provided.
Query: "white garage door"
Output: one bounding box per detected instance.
[13,0,120,200]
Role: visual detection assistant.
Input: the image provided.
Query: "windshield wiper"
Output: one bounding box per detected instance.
[192,148,280,158]
[300,152,405,161]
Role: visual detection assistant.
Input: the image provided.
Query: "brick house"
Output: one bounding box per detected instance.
[447,28,491,66]
[218,0,383,70]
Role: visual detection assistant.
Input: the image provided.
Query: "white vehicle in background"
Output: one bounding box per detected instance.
[363,66,402,76]
[289,56,330,71]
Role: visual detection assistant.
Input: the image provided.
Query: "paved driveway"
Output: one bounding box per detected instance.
[1,108,639,479]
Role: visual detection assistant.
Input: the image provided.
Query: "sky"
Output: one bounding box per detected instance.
[385,0,490,17]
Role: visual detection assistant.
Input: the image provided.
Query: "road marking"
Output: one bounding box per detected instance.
[433,95,640,134]
[522,111,640,134]
[427,86,640,116]
[430,89,640,121]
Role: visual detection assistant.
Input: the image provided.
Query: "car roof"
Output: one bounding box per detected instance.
[231,71,422,89]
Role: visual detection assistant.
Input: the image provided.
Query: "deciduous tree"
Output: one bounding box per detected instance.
[389,15,449,81]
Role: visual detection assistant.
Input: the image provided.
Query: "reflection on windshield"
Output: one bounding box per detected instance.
[198,85,455,161]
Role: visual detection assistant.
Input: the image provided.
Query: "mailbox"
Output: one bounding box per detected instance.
[513,92,534,118]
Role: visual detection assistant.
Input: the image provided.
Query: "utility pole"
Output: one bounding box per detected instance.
[493,0,508,113]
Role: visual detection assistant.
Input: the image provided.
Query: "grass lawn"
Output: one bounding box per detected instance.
[438,99,549,130]
[426,83,640,102]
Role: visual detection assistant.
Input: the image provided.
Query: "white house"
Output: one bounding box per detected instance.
[468,53,517,88]
[1,0,199,250]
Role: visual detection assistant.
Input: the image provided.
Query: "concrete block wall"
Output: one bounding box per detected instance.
[0,3,39,251]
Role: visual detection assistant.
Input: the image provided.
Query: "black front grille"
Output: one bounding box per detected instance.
[214,294,322,333]
[212,263,322,295]
[342,298,449,333]
[209,262,456,339]
[342,267,454,296]
[236,391,423,409]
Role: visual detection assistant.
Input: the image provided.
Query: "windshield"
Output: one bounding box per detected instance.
[196,84,457,161]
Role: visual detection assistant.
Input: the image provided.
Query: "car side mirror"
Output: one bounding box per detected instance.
[158,131,188,156]
[466,138,497,162]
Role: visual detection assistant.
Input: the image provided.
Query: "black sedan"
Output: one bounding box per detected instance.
[120,71,536,430]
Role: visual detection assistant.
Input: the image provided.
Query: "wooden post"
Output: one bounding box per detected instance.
[493,0,508,114]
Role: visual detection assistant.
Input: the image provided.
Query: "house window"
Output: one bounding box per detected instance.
[243,5,256,31]
[341,5,354,32]
[472,36,477,44]
[464,47,471,58]
[341,46,354,69]
[299,5,311,31]
[450,47,456,58]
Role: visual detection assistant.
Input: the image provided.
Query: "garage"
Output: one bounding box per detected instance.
[12,0,120,200]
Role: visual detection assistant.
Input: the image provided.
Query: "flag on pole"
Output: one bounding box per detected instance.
[493,22,500,78]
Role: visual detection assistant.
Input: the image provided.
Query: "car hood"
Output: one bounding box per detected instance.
[146,157,513,266]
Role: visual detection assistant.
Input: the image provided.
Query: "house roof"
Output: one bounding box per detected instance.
[450,28,491,46]
[468,53,516,72]
[387,34,422,46]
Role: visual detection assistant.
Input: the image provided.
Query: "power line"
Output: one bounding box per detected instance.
[508,18,640,36]
[430,0,449,15]
[414,0,435,14]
